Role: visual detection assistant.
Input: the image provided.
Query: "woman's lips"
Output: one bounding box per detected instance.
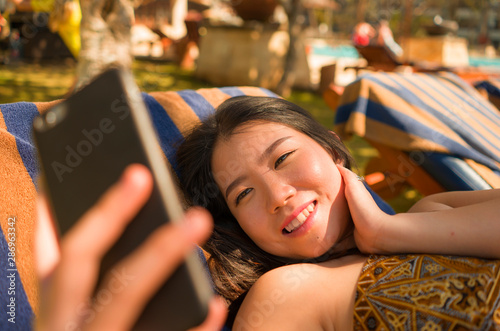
[282,201,317,235]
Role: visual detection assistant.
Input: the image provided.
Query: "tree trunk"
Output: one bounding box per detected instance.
[401,0,413,40]
[275,0,301,97]
[356,0,366,23]
[75,0,135,89]
[479,0,490,45]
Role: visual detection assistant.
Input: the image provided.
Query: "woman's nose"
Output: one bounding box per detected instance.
[266,179,296,213]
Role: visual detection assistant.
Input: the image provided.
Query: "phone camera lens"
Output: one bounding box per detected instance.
[46,111,57,125]
[33,117,45,130]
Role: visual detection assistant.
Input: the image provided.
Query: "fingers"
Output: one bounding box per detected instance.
[61,164,153,261]
[39,164,154,330]
[37,164,220,331]
[337,164,390,254]
[189,297,228,331]
[337,164,382,217]
[336,165,372,202]
[35,195,61,280]
[88,208,214,330]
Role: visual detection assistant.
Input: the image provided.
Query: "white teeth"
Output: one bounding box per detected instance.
[297,212,307,223]
[285,202,315,233]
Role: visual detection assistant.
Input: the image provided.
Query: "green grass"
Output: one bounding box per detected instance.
[0,61,76,103]
[132,60,215,92]
[0,59,418,212]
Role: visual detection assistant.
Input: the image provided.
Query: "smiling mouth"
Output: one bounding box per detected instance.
[282,202,316,234]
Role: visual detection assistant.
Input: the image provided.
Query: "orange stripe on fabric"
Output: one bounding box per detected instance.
[35,100,63,115]
[338,79,367,107]
[196,88,232,108]
[149,91,201,135]
[360,75,467,146]
[372,74,473,148]
[421,75,500,157]
[0,109,39,315]
[394,74,461,113]
[238,86,279,98]
[437,77,500,159]
[334,111,449,153]
[374,74,458,129]
[370,73,405,89]
[465,159,500,188]
[0,108,5,131]
[340,111,366,138]
[151,87,279,135]
[362,117,449,153]
[435,77,500,145]
[196,87,278,109]
[386,75,484,145]
[422,73,500,134]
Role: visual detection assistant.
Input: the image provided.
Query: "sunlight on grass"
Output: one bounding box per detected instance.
[0,62,75,103]
[0,86,14,98]
[288,90,335,129]
[388,188,422,213]
[132,61,213,92]
[344,135,379,172]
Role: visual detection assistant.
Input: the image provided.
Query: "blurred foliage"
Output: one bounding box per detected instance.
[0,59,418,212]
[321,0,497,44]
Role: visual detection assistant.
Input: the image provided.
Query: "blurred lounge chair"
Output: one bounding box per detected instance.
[330,72,500,200]
[347,44,448,74]
[353,44,404,72]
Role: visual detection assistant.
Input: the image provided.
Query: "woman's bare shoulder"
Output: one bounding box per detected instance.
[233,263,326,330]
[233,255,366,331]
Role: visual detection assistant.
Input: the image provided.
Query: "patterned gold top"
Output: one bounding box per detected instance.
[354,255,500,330]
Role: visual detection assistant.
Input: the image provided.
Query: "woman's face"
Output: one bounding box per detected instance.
[211,121,351,259]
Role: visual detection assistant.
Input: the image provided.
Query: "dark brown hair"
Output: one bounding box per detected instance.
[176,96,355,304]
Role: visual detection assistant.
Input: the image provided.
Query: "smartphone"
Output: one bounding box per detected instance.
[32,68,213,330]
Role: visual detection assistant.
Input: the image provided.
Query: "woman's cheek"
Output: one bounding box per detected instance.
[298,160,324,182]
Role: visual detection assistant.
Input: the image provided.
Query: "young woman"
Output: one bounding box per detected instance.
[176,96,500,330]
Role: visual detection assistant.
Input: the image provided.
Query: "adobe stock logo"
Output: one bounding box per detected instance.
[50,97,132,182]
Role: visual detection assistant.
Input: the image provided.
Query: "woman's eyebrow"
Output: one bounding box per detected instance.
[225,136,292,199]
[225,175,247,199]
[257,136,292,165]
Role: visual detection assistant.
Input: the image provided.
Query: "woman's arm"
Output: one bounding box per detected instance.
[338,165,500,259]
[389,196,500,258]
[407,189,500,212]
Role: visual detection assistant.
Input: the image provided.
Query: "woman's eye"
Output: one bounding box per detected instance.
[275,151,295,168]
[236,188,252,205]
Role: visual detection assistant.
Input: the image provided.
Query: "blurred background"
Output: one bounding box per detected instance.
[2,0,500,211]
